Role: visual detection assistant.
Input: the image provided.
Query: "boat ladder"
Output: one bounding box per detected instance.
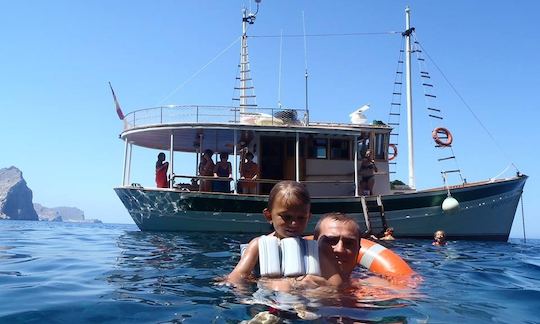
[360,195,388,236]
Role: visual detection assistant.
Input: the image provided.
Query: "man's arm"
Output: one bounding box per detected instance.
[227,237,260,284]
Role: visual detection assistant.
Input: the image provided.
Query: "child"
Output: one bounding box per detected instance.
[227,181,311,282]
[227,181,344,287]
[433,230,447,246]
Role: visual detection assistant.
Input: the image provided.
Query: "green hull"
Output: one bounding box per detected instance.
[115,175,527,241]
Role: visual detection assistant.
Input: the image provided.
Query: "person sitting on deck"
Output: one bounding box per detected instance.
[155,152,169,188]
[239,151,259,194]
[432,230,447,246]
[213,152,233,192]
[198,149,215,192]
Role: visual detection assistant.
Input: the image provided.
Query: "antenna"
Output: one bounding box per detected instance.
[278,29,283,108]
[302,11,309,123]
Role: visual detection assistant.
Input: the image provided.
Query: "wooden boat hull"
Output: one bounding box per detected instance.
[114,175,527,241]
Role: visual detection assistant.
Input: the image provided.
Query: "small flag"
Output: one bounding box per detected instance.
[109,82,125,120]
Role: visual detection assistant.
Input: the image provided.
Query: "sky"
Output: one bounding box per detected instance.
[1,1,538,238]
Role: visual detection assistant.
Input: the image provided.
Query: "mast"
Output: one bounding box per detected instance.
[240,9,248,111]
[239,2,260,113]
[404,6,416,189]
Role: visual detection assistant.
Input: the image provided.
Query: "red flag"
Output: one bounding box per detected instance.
[109,82,125,120]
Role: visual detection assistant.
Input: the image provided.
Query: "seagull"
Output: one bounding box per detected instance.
[349,104,370,124]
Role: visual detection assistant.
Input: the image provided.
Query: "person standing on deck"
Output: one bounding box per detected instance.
[359,149,378,195]
[240,151,259,194]
[155,152,169,188]
[213,153,233,192]
[199,149,215,192]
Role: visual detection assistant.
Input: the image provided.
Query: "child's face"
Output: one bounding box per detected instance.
[434,231,445,241]
[264,194,310,239]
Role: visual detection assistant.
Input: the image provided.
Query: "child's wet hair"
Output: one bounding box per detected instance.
[267,181,310,211]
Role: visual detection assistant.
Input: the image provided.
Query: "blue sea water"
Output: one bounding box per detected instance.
[1,221,539,323]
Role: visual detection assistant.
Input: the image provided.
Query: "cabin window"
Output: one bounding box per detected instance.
[330,139,350,160]
[358,135,370,158]
[374,134,386,160]
[308,138,328,159]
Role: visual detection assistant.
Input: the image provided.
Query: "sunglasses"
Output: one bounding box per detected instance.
[320,235,358,250]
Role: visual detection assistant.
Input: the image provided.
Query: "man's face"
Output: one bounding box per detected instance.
[318,219,360,277]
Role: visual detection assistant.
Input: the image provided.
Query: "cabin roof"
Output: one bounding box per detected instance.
[120,122,391,153]
[119,105,390,153]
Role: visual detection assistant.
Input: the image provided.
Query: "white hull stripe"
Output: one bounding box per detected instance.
[359,243,387,269]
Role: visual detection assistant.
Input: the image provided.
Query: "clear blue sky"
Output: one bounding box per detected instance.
[1,1,538,238]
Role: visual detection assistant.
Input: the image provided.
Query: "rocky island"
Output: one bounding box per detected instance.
[0,166,100,223]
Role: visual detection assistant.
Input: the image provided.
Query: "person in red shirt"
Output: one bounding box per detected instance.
[155,152,169,188]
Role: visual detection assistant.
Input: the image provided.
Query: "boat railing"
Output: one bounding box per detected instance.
[122,105,309,130]
[171,174,355,194]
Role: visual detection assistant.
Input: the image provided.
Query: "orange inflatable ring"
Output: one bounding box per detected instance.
[305,236,414,277]
[432,127,453,147]
[357,238,414,277]
[388,144,398,161]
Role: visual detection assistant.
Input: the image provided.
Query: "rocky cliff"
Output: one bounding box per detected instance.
[0,167,39,220]
[34,203,86,222]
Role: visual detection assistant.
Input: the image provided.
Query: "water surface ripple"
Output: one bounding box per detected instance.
[0,221,538,323]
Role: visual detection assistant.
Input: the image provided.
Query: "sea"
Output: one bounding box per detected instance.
[1,221,539,323]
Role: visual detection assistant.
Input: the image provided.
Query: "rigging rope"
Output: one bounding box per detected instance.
[520,194,527,243]
[490,163,513,182]
[251,31,401,38]
[411,34,468,187]
[157,36,241,105]
[412,36,520,173]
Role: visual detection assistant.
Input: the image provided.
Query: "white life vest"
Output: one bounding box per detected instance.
[257,235,321,277]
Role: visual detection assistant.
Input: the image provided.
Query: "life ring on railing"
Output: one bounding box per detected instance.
[388,144,398,161]
[304,236,413,277]
[357,238,414,277]
[432,127,453,147]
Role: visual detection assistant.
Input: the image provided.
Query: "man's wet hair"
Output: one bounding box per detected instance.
[313,212,361,239]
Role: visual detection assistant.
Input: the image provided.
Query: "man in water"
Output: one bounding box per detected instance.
[314,212,361,284]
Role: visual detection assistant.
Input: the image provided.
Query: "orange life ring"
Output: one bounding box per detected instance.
[357,238,414,277]
[388,144,398,161]
[432,127,453,147]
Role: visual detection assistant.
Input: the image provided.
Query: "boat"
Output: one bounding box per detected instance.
[113,4,527,241]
